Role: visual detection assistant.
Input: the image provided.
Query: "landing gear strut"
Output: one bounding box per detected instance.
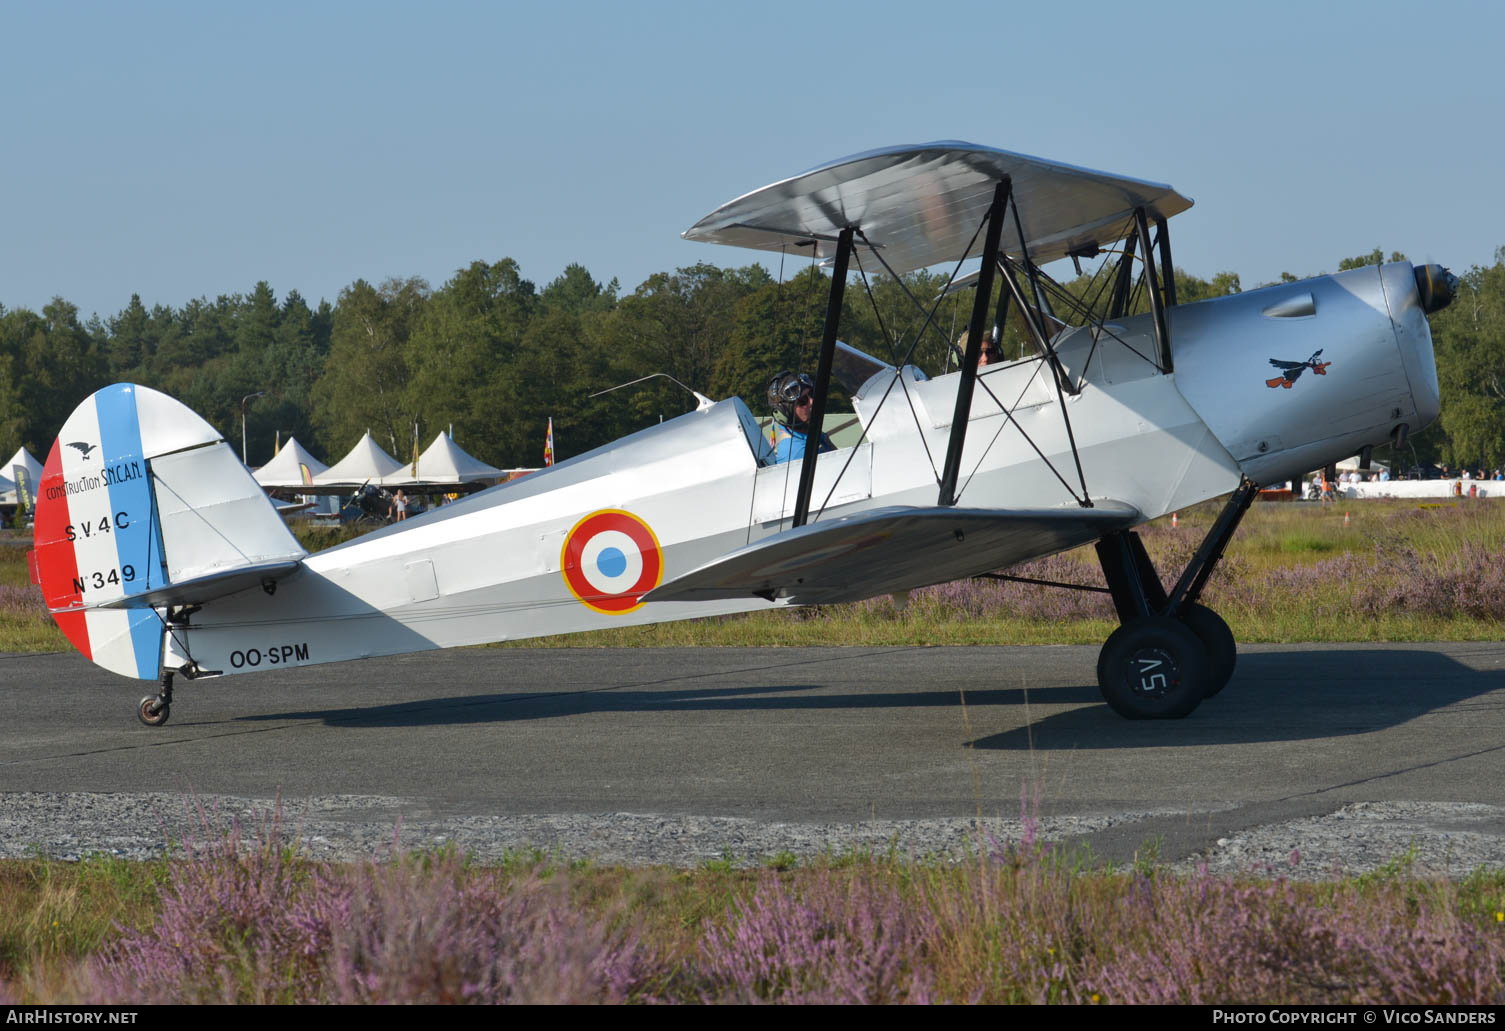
[136,605,206,727]
[1093,480,1257,719]
[138,671,173,727]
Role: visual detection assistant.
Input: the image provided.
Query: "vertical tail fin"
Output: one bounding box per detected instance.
[30,384,306,679]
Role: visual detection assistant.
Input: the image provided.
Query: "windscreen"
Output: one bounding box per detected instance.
[831,341,893,396]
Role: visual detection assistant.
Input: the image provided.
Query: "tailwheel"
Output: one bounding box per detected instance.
[1179,603,1236,697]
[1096,615,1209,720]
[137,696,170,727]
[137,671,174,727]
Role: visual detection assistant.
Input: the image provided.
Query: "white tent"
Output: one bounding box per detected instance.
[2,446,41,507]
[313,432,405,487]
[4,446,42,486]
[253,437,330,489]
[380,432,504,487]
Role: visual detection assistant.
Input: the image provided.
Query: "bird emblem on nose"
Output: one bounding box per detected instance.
[1265,349,1331,389]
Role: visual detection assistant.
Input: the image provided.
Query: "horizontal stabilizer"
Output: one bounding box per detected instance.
[95,560,302,610]
[643,503,1139,607]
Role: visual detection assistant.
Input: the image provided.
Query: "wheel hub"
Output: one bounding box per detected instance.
[1122,645,1180,698]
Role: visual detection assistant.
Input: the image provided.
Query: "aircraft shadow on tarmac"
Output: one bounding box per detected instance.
[971,648,1505,749]
[234,647,1504,749]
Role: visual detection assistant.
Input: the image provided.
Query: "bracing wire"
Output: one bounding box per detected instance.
[806,219,988,521]
[852,250,941,484]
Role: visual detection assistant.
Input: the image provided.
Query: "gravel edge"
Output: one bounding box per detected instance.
[4,793,1505,879]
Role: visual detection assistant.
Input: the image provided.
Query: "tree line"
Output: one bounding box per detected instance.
[2,247,1501,472]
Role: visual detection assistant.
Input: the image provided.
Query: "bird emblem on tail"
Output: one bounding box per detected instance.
[66,441,99,460]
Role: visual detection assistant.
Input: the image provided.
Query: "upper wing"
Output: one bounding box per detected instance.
[683,142,1193,276]
[643,503,1140,607]
[1268,359,1306,371]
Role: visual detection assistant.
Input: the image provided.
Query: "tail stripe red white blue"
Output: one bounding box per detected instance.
[36,385,164,678]
[33,383,305,681]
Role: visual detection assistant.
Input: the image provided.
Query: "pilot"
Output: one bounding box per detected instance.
[766,370,835,464]
[956,329,1003,368]
[979,329,1003,367]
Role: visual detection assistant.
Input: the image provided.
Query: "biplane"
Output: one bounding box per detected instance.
[29,142,1454,725]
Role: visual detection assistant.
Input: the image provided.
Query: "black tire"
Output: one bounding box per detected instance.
[137,696,170,727]
[1096,615,1209,720]
[1179,603,1237,697]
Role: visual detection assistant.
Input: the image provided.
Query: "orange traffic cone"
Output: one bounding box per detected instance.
[1171,512,1179,529]
[1344,511,1351,527]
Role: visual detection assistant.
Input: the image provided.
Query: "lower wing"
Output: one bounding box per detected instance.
[643,503,1140,606]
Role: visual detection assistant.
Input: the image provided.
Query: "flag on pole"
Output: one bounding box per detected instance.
[544,417,555,467]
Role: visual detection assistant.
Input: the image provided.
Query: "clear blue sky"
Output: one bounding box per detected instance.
[3,0,1499,320]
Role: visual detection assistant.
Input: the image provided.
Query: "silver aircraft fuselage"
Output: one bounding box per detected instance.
[159,262,1439,679]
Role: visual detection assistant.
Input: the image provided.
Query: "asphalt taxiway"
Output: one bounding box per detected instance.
[3,643,1504,871]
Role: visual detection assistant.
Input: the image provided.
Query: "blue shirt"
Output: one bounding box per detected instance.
[770,424,834,464]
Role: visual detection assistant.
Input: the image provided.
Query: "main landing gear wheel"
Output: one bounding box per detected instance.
[1096,615,1209,720]
[137,696,170,727]
[1179,603,1236,698]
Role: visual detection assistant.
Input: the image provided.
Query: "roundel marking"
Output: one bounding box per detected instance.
[560,509,663,614]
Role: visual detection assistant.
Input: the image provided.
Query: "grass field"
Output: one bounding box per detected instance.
[2,819,1503,1004]
[5,499,1503,652]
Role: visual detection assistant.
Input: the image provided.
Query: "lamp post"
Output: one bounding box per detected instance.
[241,391,266,465]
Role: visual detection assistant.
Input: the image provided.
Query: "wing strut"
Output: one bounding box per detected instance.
[791,226,854,528]
[1108,228,1139,319]
[938,179,1009,507]
[934,178,1095,510]
[1134,206,1174,373]
[992,259,1013,360]
[1155,215,1178,307]
[996,254,1076,396]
